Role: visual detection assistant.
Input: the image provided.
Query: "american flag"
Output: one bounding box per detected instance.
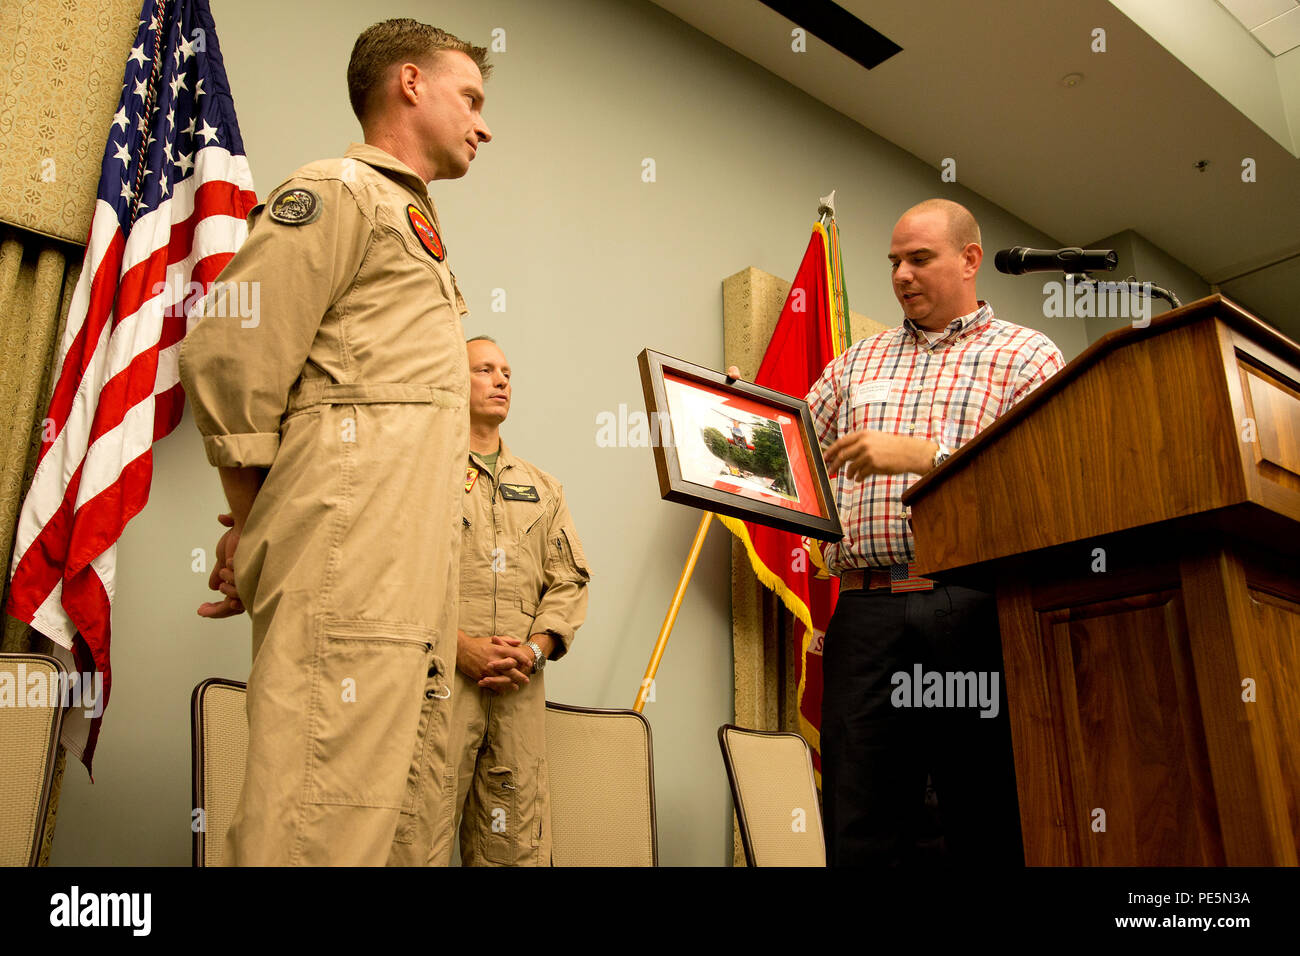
[5,0,256,771]
[889,561,936,593]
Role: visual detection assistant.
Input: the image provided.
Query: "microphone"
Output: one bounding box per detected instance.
[994,246,1118,275]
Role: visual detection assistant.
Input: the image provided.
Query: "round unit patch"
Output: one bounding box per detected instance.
[407,203,445,261]
[267,187,321,226]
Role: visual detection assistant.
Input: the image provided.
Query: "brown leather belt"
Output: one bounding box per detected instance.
[839,568,894,591]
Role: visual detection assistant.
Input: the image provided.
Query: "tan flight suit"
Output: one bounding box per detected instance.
[453,440,590,865]
[178,143,470,866]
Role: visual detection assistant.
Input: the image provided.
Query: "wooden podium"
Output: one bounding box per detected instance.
[902,295,1300,866]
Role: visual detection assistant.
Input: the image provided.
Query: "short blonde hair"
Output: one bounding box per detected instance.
[347,19,491,122]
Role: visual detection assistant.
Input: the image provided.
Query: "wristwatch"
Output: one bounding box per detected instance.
[524,640,546,673]
[931,442,952,470]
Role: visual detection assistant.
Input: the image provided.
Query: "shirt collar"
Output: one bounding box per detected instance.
[496,437,520,471]
[901,301,994,349]
[344,142,430,199]
[469,437,519,475]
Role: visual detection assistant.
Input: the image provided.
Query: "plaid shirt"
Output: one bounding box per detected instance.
[807,301,1065,572]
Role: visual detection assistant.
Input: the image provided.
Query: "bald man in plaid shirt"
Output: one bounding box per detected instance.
[740,198,1064,866]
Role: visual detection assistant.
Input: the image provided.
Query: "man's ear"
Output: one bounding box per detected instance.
[963,242,983,278]
[397,62,421,106]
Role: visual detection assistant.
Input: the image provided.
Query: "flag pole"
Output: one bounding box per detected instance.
[818,189,836,225]
[633,511,714,711]
[634,191,837,712]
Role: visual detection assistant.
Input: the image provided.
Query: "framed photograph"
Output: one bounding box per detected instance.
[637,348,843,541]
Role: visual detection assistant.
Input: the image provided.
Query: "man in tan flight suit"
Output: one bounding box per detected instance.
[453,336,590,865]
[180,19,492,865]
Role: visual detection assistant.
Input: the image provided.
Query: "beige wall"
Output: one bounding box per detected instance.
[49,0,1087,866]
[1082,229,1213,341]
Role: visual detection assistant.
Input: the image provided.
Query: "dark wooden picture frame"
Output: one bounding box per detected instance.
[637,348,843,541]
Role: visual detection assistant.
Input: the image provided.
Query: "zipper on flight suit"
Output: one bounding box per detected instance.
[482,460,527,739]
[484,462,504,736]
[490,469,500,642]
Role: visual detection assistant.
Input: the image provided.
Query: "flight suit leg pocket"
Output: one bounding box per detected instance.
[478,766,518,865]
[477,761,547,865]
[305,618,435,810]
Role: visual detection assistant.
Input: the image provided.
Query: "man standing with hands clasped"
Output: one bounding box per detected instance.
[451,335,590,866]
[184,19,492,866]
[731,198,1064,866]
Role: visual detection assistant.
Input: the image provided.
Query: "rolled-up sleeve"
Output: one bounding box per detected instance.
[178,176,370,469]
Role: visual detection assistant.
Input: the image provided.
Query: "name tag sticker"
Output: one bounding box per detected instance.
[853,380,893,406]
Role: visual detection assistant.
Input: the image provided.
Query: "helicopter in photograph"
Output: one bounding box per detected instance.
[711,408,755,450]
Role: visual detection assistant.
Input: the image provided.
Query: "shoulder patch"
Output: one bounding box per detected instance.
[268,188,322,226]
[407,203,445,261]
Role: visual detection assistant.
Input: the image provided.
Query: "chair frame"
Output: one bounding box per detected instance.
[545,700,659,866]
[186,690,659,866]
[717,722,823,867]
[0,652,67,866]
[190,676,247,868]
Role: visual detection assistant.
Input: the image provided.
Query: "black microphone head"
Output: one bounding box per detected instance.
[993,248,1020,275]
[993,245,1117,275]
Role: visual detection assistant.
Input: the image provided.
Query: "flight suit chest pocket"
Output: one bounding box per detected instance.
[305,618,435,809]
[459,514,476,583]
[515,506,547,614]
[383,216,456,299]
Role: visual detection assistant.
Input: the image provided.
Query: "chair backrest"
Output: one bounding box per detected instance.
[718,723,826,866]
[0,653,67,866]
[191,678,248,867]
[545,702,657,866]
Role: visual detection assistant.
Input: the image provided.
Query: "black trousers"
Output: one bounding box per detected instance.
[820,584,1025,867]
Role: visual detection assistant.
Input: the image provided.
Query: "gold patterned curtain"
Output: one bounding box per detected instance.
[0,0,141,242]
[0,0,144,865]
[0,228,80,867]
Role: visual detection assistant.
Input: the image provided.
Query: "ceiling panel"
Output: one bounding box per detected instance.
[649,0,1300,335]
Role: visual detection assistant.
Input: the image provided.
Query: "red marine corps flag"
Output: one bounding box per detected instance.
[717,214,850,781]
[5,0,257,770]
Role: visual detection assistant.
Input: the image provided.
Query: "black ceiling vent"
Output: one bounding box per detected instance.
[758,0,903,70]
